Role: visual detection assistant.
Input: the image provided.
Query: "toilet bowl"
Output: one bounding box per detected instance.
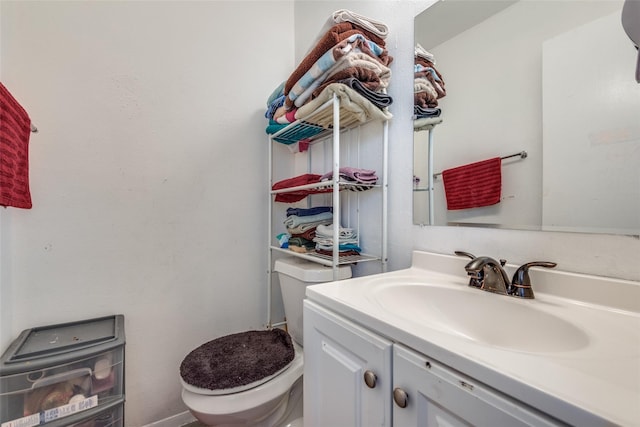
[180,257,351,427]
[181,343,304,427]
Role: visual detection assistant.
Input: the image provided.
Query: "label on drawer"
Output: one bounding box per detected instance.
[42,395,98,423]
[1,413,40,427]
[2,395,98,427]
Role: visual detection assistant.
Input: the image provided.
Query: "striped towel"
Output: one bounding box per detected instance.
[442,157,502,210]
[0,82,32,209]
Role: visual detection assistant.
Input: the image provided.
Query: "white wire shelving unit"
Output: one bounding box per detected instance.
[266,93,389,328]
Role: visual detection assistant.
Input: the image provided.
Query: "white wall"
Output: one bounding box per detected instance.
[294,0,640,282]
[0,1,294,425]
[543,10,640,235]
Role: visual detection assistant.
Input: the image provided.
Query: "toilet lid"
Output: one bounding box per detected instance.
[180,328,295,395]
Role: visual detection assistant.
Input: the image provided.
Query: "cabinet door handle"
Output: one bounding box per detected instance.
[363,370,377,388]
[393,387,409,408]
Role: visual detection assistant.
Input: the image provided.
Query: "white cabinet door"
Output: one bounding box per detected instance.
[392,344,564,427]
[303,300,393,427]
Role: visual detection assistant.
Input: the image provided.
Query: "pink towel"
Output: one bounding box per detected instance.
[442,157,501,210]
[0,82,33,209]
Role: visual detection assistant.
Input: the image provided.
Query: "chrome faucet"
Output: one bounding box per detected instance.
[455,251,557,299]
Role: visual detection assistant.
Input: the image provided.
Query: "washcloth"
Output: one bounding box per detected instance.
[0,82,33,209]
[442,157,502,210]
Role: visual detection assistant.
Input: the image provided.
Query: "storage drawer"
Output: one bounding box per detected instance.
[0,315,125,427]
[68,398,124,427]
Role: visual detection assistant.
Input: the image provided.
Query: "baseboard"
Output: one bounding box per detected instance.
[143,411,196,427]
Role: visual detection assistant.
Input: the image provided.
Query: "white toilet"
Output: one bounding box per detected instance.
[180,257,351,427]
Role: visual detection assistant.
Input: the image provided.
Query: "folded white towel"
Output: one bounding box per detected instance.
[307,9,390,57]
[415,43,436,64]
[332,9,389,39]
[315,224,358,240]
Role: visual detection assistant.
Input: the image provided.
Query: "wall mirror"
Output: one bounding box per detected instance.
[413,0,640,237]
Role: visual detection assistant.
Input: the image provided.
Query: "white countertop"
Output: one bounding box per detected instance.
[305,251,640,426]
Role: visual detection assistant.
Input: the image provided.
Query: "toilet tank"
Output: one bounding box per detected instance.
[274,257,352,345]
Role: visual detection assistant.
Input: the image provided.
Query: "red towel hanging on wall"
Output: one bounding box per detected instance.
[442,157,502,210]
[0,82,33,209]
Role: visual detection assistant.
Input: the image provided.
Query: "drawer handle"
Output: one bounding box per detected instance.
[32,368,92,389]
[363,370,377,388]
[393,387,409,408]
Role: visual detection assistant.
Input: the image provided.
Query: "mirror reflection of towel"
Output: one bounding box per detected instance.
[0,82,32,209]
[442,157,502,210]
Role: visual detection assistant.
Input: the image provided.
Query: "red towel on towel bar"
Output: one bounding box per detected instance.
[442,157,501,210]
[0,82,33,209]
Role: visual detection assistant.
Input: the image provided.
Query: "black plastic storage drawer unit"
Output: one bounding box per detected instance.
[0,315,125,427]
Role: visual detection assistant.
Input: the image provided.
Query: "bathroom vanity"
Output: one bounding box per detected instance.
[303,251,640,426]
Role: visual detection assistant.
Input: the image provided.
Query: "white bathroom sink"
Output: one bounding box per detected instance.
[305,251,640,427]
[370,281,590,353]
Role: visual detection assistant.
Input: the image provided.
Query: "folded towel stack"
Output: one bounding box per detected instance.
[313,223,361,256]
[265,9,393,142]
[282,207,334,253]
[320,166,378,191]
[414,43,446,116]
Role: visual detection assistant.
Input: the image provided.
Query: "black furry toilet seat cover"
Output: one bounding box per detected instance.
[180,328,295,390]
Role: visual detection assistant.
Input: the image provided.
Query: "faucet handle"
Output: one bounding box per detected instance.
[454,251,476,260]
[455,251,482,287]
[511,261,557,298]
